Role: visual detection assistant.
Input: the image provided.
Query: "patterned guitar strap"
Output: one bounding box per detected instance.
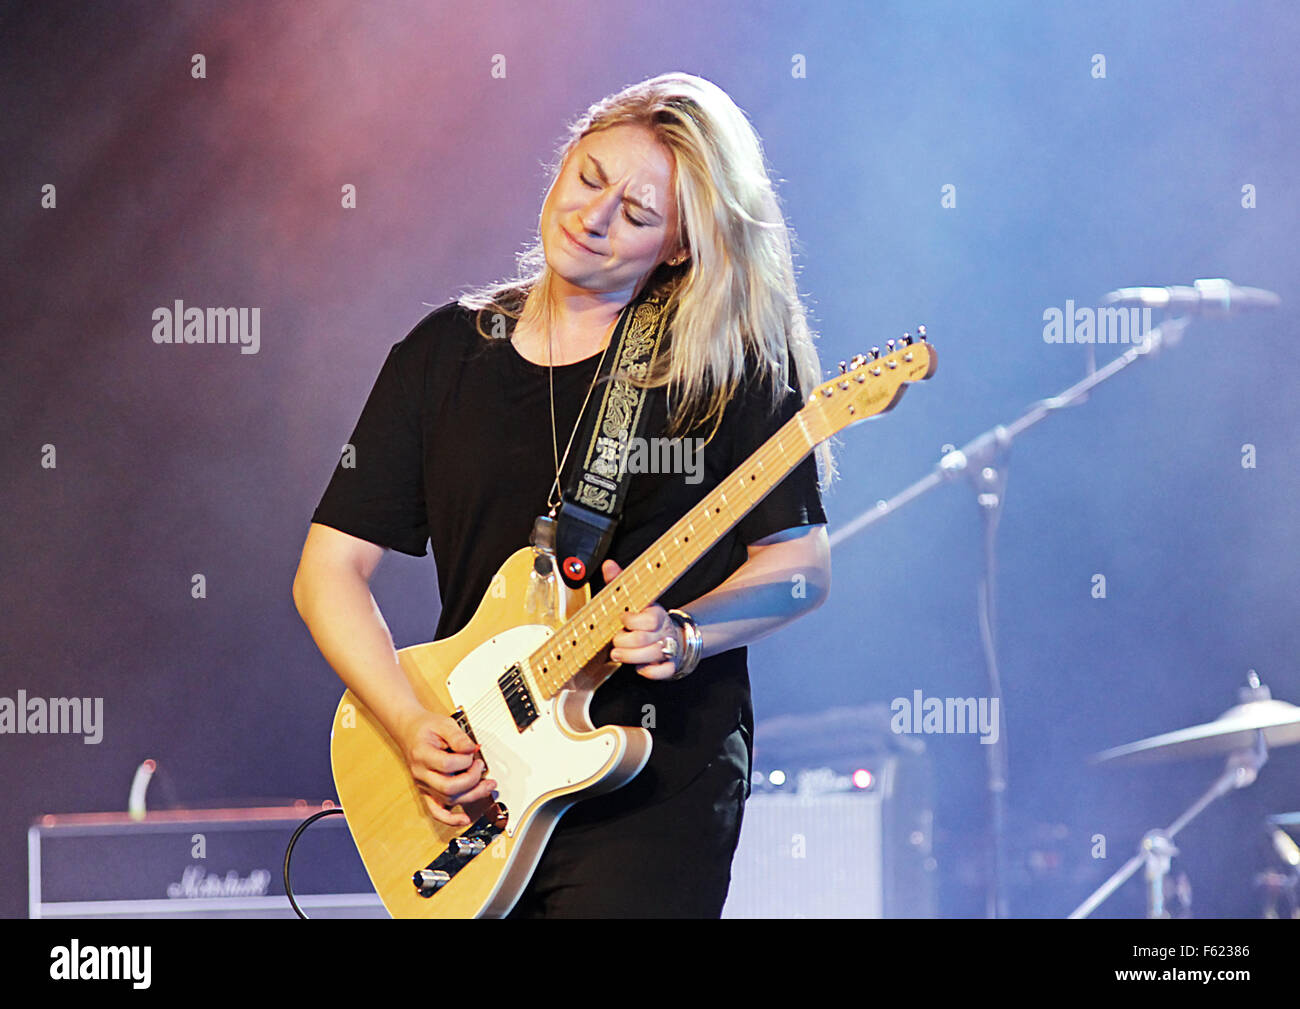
[548,287,673,589]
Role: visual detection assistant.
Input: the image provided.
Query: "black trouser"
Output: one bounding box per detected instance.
[505,727,749,918]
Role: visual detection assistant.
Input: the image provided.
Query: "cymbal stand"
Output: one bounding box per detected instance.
[1068,728,1267,918]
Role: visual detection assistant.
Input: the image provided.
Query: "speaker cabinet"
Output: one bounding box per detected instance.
[723,754,935,918]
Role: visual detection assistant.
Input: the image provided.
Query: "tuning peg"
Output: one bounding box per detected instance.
[886,339,896,353]
[838,360,847,374]
[917,325,927,342]
[849,354,867,370]
[869,346,880,360]
[902,331,913,346]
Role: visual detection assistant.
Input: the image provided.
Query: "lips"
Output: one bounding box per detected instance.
[560,226,602,256]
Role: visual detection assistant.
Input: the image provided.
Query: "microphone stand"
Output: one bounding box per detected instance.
[829,315,1193,918]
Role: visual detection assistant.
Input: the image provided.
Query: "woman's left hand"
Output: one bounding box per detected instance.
[602,559,684,681]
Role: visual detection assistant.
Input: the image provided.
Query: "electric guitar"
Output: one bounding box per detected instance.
[330,333,936,917]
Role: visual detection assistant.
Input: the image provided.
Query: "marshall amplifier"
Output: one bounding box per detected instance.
[29,805,386,919]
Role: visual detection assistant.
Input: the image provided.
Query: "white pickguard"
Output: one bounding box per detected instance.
[444,624,618,837]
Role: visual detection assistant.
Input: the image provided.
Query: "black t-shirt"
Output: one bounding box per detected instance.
[311,300,826,826]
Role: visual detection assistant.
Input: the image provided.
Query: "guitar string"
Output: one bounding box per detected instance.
[456,423,809,738]
[456,387,847,736]
[529,421,805,693]
[449,360,919,786]
[457,493,766,741]
[461,388,878,742]
[470,350,913,720]
[460,405,823,727]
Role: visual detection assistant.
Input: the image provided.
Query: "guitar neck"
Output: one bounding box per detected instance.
[522,331,936,700]
[528,408,816,699]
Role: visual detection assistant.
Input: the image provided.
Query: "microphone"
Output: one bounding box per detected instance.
[1103,278,1280,314]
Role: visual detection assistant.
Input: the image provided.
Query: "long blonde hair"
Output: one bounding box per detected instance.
[460,71,834,486]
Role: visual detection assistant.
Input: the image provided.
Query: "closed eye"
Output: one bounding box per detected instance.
[579,174,651,228]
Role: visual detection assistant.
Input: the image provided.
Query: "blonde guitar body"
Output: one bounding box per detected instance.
[329,335,937,918]
[330,547,651,919]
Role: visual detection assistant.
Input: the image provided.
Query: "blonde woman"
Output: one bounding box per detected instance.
[294,72,832,917]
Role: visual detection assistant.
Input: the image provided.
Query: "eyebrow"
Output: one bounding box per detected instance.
[586,155,664,220]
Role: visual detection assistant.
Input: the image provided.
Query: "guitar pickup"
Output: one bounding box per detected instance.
[498,663,538,731]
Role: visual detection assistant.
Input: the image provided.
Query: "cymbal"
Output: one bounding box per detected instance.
[1093,698,1300,766]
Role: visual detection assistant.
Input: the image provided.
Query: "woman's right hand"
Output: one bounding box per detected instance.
[395,708,497,827]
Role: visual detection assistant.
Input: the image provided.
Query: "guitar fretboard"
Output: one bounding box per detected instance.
[526,407,818,699]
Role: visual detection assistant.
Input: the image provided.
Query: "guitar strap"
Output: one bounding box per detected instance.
[553,287,673,589]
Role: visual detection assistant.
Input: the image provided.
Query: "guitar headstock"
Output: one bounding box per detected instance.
[802,327,936,440]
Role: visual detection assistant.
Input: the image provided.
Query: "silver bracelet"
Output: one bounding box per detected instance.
[667,609,703,680]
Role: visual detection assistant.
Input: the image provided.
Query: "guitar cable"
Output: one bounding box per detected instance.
[283,806,347,919]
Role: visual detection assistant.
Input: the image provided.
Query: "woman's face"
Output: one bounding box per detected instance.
[540,123,686,299]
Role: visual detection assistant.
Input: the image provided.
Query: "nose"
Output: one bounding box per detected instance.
[578,182,626,235]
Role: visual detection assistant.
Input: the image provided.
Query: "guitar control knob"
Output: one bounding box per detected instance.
[413,869,451,896]
[451,836,487,857]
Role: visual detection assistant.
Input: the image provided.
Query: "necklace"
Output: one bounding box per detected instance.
[542,322,614,518]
